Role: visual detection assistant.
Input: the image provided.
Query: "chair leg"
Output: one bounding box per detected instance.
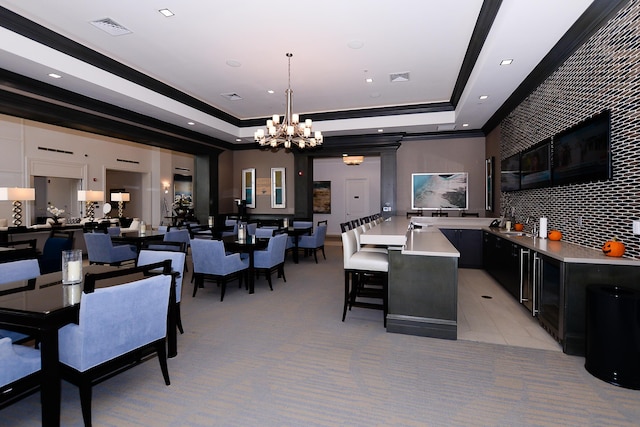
[176,303,184,334]
[220,279,226,301]
[313,249,318,263]
[156,340,171,386]
[342,271,350,321]
[321,245,326,260]
[79,381,93,427]
[266,271,273,291]
[192,274,203,297]
[279,264,286,283]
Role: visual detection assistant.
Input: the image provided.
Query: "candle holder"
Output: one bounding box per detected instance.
[62,249,83,285]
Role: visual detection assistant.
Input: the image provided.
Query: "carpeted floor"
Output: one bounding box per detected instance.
[2,243,639,426]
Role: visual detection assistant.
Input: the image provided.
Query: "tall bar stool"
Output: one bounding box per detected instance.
[341,229,388,326]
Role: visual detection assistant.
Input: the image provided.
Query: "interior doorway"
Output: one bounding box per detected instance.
[345,178,369,224]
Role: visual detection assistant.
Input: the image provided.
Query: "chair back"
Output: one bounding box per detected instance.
[292,221,313,229]
[246,222,257,236]
[106,226,121,236]
[0,259,40,284]
[341,230,358,267]
[138,249,186,302]
[163,229,190,248]
[58,273,172,372]
[255,227,275,238]
[190,239,227,275]
[38,234,74,274]
[315,224,328,245]
[83,233,114,262]
[255,233,288,268]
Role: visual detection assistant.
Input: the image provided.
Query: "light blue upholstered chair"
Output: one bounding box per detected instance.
[38,232,74,274]
[298,224,328,263]
[58,273,172,426]
[137,249,186,333]
[255,227,276,238]
[254,233,288,290]
[83,232,137,265]
[0,337,41,409]
[190,239,249,301]
[0,259,40,343]
[221,219,238,238]
[246,222,257,237]
[106,226,121,236]
[292,221,313,229]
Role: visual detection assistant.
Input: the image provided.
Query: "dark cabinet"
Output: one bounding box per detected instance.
[482,231,523,300]
[441,229,483,268]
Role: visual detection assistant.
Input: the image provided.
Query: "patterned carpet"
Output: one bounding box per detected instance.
[2,244,639,426]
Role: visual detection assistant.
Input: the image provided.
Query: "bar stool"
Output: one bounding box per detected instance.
[341,229,388,326]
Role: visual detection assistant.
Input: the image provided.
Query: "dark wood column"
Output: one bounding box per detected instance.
[194,152,221,223]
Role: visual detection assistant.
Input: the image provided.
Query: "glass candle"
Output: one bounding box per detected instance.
[62,249,83,284]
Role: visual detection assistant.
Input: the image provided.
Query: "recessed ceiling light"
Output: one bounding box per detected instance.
[365,78,373,83]
[462,123,469,127]
[235,138,242,142]
[187,121,195,126]
[226,60,242,68]
[158,9,174,17]
[500,59,513,65]
[378,129,384,133]
[267,90,274,94]
[479,95,489,100]
[48,73,62,79]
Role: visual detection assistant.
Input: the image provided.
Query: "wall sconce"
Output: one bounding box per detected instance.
[110,192,130,218]
[78,190,104,221]
[0,187,36,227]
[163,182,170,194]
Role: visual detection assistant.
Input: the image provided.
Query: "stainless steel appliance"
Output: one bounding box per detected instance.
[519,248,537,315]
[533,252,563,342]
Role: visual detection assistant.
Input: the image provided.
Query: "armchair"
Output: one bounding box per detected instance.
[58,268,172,426]
[83,232,137,266]
[298,223,327,263]
[137,249,186,334]
[190,239,248,301]
[0,337,41,410]
[38,231,74,274]
[253,233,288,291]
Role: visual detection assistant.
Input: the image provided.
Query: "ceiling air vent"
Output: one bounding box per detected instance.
[90,18,132,36]
[389,72,410,83]
[221,93,243,101]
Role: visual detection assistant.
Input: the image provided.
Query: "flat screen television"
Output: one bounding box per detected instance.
[552,110,611,186]
[500,153,520,192]
[411,172,468,210]
[520,139,551,190]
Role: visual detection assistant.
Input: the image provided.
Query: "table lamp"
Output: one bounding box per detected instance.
[110,192,130,218]
[0,187,36,227]
[78,190,104,221]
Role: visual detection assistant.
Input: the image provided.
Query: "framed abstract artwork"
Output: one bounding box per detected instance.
[242,168,255,208]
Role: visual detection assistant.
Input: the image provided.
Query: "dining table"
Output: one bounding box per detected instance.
[222,235,268,294]
[111,229,165,252]
[283,226,312,263]
[0,263,179,427]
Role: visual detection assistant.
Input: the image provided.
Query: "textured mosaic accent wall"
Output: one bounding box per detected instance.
[500,0,640,259]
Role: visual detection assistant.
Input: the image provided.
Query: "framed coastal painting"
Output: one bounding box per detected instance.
[313,181,331,213]
[271,167,286,208]
[411,172,468,211]
[242,168,255,208]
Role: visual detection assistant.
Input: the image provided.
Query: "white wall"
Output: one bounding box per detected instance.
[313,157,381,236]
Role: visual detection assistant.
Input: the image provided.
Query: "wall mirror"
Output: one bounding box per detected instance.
[242,168,256,208]
[271,167,286,208]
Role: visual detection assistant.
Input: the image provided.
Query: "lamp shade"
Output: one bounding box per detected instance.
[110,192,130,202]
[0,187,35,201]
[77,190,104,202]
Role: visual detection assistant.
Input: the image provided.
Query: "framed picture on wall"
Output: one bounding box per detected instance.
[411,172,468,210]
[242,168,256,208]
[271,167,286,208]
[313,181,331,213]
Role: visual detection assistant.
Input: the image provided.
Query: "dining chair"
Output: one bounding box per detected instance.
[83,232,137,266]
[253,233,288,291]
[220,219,238,238]
[0,337,41,410]
[297,224,327,263]
[38,231,74,274]
[246,222,257,237]
[58,268,172,426]
[0,258,40,343]
[341,229,388,326]
[190,239,249,301]
[255,227,276,238]
[137,248,186,334]
[292,220,313,229]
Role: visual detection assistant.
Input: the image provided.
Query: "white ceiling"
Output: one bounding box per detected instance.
[0,0,594,147]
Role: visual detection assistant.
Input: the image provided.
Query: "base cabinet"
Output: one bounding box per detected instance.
[441,229,483,268]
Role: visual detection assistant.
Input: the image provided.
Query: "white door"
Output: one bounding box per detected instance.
[345,178,369,224]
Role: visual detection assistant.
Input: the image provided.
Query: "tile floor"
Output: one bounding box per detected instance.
[457,268,561,351]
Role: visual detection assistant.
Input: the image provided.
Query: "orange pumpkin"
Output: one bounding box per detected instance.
[514,223,524,231]
[548,230,562,241]
[602,239,625,257]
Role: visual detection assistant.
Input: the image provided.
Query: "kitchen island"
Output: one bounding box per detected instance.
[361,216,494,339]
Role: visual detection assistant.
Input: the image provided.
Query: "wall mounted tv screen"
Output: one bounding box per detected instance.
[500,153,520,192]
[520,139,551,190]
[411,172,468,210]
[552,110,611,186]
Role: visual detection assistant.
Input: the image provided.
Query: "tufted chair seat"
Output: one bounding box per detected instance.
[341,229,388,326]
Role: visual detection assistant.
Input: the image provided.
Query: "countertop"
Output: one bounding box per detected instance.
[483,227,640,266]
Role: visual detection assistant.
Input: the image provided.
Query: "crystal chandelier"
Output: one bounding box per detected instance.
[254,53,323,150]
